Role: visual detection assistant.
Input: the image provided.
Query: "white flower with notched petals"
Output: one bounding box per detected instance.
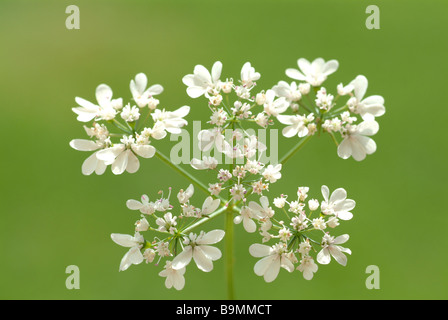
[96,135,156,175]
[317,233,351,266]
[320,185,355,220]
[159,261,186,290]
[130,73,164,108]
[182,61,223,98]
[234,206,257,233]
[240,62,260,87]
[151,106,190,134]
[156,212,177,234]
[297,256,318,280]
[72,84,122,122]
[262,164,282,183]
[111,232,145,271]
[277,114,309,138]
[126,194,155,215]
[349,75,385,120]
[135,217,149,232]
[249,243,295,283]
[338,120,379,161]
[249,196,275,219]
[263,90,289,117]
[286,58,339,87]
[201,196,221,216]
[272,81,302,104]
[69,139,109,175]
[171,230,225,272]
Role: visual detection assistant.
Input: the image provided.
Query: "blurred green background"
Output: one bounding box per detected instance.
[0,0,447,300]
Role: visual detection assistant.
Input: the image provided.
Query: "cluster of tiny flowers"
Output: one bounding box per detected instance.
[111,185,225,290]
[248,185,355,282]
[276,58,386,161]
[70,73,190,175]
[71,58,383,292]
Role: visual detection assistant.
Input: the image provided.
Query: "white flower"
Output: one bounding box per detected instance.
[182,61,222,98]
[111,232,144,271]
[208,183,222,196]
[315,87,334,111]
[135,217,149,232]
[272,81,302,103]
[171,230,225,272]
[320,185,356,220]
[286,58,339,86]
[349,75,385,120]
[249,243,295,283]
[190,156,218,170]
[254,112,270,128]
[156,212,177,234]
[120,104,140,122]
[197,128,229,153]
[96,136,156,175]
[143,249,156,263]
[297,256,318,280]
[317,234,351,266]
[277,115,309,138]
[255,92,266,105]
[312,217,327,231]
[201,197,221,216]
[151,106,190,134]
[338,120,379,161]
[72,84,122,122]
[249,196,274,219]
[234,206,257,233]
[337,82,354,96]
[69,139,108,175]
[209,108,227,126]
[126,194,155,215]
[262,164,282,183]
[240,62,260,87]
[229,184,247,201]
[177,184,194,204]
[273,196,287,209]
[159,261,186,291]
[130,73,164,108]
[263,90,289,117]
[297,187,309,201]
[308,199,320,211]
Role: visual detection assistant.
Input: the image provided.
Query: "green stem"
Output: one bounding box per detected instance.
[181,206,228,234]
[225,204,235,300]
[280,135,312,165]
[155,150,211,195]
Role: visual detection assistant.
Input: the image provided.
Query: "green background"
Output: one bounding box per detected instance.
[0,0,447,300]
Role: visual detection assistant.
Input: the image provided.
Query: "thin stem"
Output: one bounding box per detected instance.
[181,206,228,234]
[225,203,235,300]
[155,150,211,196]
[280,135,313,165]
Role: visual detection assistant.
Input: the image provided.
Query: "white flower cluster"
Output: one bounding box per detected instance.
[278,58,386,161]
[70,73,190,175]
[111,185,225,290]
[70,58,384,293]
[248,185,354,282]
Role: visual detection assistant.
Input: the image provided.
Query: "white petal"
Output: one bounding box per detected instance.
[321,185,330,202]
[186,86,205,98]
[330,188,347,204]
[81,153,99,175]
[243,217,256,233]
[329,246,348,266]
[146,84,164,96]
[199,245,222,261]
[111,150,128,175]
[285,68,306,81]
[70,139,100,151]
[96,145,125,162]
[254,255,275,276]
[193,246,214,272]
[171,246,193,270]
[126,199,143,210]
[211,61,222,83]
[263,257,281,282]
[322,59,339,76]
[350,75,368,101]
[95,84,113,108]
[357,121,379,136]
[131,144,155,158]
[333,234,350,244]
[337,138,353,160]
[111,233,138,248]
[249,244,271,258]
[317,248,331,265]
[197,229,225,245]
